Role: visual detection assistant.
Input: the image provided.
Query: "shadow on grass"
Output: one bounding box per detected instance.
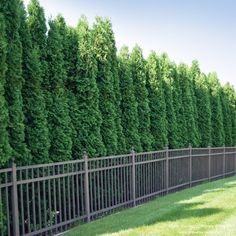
[67,176,236,236]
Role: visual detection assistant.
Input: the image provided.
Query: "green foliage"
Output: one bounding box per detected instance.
[0,1,235,165]
[146,52,168,149]
[92,17,118,155]
[189,61,201,146]
[220,87,232,146]
[105,21,126,154]
[1,0,30,165]
[178,64,199,147]
[19,2,50,164]
[222,83,236,145]
[27,0,47,53]
[208,73,225,147]
[195,74,212,147]
[45,18,73,161]
[171,63,186,147]
[130,45,153,151]
[0,13,12,167]
[27,0,48,88]
[72,16,106,158]
[118,46,142,152]
[160,54,178,149]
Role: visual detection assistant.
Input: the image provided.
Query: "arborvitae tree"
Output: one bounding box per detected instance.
[223,83,236,146]
[27,0,47,56]
[189,60,201,146]
[146,52,168,149]
[208,73,225,147]
[45,18,72,161]
[92,17,118,155]
[171,63,186,147]
[178,64,199,147]
[222,83,235,146]
[19,3,50,164]
[106,21,126,154]
[53,15,78,160]
[160,54,178,149]
[130,45,153,151]
[73,16,106,157]
[220,88,232,146]
[0,14,12,166]
[195,73,212,147]
[27,0,48,90]
[118,46,142,152]
[0,0,30,164]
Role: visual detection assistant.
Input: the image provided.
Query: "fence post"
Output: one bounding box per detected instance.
[11,159,20,236]
[83,152,90,222]
[208,145,211,180]
[131,147,136,207]
[189,144,192,187]
[223,144,226,177]
[165,146,169,194]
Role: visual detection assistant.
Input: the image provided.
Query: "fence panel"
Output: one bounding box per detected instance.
[135,151,166,203]
[0,168,12,236]
[168,148,190,190]
[88,154,133,219]
[192,148,209,183]
[0,146,235,236]
[210,148,224,179]
[16,160,85,236]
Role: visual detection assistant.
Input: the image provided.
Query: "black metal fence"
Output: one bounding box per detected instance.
[0,145,235,236]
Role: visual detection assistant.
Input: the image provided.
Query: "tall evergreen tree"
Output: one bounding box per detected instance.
[220,87,232,146]
[222,83,236,146]
[118,46,142,152]
[160,54,178,149]
[178,64,199,147]
[170,63,186,148]
[27,0,47,56]
[130,45,153,151]
[189,60,201,146]
[19,2,50,164]
[27,0,48,90]
[208,73,225,146]
[73,16,106,157]
[92,17,118,155]
[0,13,12,166]
[0,0,30,164]
[146,52,168,149]
[45,18,72,161]
[53,15,78,160]
[106,20,126,154]
[195,73,212,147]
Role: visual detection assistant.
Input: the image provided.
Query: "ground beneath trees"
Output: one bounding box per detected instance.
[65,175,236,236]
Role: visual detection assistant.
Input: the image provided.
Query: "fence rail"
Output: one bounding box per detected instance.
[0,145,236,236]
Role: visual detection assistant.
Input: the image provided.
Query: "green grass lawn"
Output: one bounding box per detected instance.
[65,176,236,236]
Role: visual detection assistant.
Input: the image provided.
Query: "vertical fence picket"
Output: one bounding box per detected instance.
[223,145,226,177]
[165,146,169,194]
[189,144,192,187]
[208,145,211,180]
[235,145,236,175]
[11,159,19,236]
[131,148,136,207]
[84,152,90,222]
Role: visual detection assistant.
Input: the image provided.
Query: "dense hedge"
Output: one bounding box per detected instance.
[0,0,235,166]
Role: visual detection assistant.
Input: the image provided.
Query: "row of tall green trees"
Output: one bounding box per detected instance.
[0,0,235,166]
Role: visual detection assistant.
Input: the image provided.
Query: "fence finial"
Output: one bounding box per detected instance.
[131,146,135,153]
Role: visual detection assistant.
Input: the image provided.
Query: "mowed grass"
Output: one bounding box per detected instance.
[65,176,236,236]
